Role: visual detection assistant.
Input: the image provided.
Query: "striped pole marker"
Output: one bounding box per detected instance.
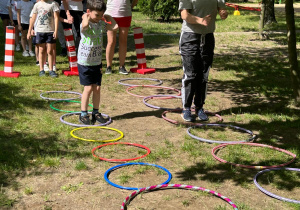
[130,27,155,74]
[62,28,79,76]
[0,26,20,78]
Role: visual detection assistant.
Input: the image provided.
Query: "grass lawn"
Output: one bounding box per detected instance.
[0,5,300,210]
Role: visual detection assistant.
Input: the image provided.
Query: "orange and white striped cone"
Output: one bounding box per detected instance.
[62,28,79,76]
[0,26,20,78]
[130,27,155,74]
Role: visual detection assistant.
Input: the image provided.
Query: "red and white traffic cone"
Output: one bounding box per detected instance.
[130,27,155,74]
[62,28,79,76]
[0,26,20,78]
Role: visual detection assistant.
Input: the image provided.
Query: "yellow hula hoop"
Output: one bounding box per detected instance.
[70,126,124,142]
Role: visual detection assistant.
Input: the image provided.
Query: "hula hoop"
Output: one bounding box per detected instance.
[143,95,182,110]
[118,78,163,87]
[126,85,181,99]
[32,83,72,92]
[212,143,297,169]
[70,126,123,142]
[162,108,223,126]
[50,100,93,113]
[187,124,256,144]
[121,184,238,210]
[92,142,151,162]
[104,162,172,190]
[40,91,82,101]
[60,112,112,127]
[254,168,300,204]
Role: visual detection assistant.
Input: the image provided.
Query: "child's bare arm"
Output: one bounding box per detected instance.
[81,13,90,31]
[17,9,22,30]
[53,11,59,39]
[27,13,37,39]
[103,14,118,31]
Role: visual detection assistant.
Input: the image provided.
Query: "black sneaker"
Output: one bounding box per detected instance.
[79,115,91,125]
[39,70,46,77]
[196,108,209,121]
[119,66,128,75]
[60,47,67,56]
[92,112,108,124]
[36,61,39,66]
[49,71,58,78]
[105,66,112,74]
[181,109,195,122]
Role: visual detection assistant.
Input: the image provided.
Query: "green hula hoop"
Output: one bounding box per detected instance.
[50,100,93,113]
[70,126,124,142]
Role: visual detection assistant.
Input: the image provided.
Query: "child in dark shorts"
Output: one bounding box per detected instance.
[27,0,59,77]
[77,0,117,125]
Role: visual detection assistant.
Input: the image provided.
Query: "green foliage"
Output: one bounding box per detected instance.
[137,0,180,21]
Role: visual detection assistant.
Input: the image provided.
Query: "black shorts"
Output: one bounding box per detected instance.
[21,23,29,30]
[13,20,18,26]
[36,32,56,44]
[0,14,9,20]
[78,63,102,86]
[32,36,36,45]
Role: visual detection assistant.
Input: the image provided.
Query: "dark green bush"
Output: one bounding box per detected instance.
[137,0,180,21]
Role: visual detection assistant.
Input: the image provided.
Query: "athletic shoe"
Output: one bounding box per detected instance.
[44,63,49,72]
[196,108,209,121]
[53,65,56,71]
[60,47,67,56]
[119,66,128,75]
[39,70,46,77]
[105,66,112,74]
[92,112,108,124]
[79,115,91,125]
[15,44,21,51]
[49,70,58,78]
[22,51,30,57]
[36,61,39,66]
[29,51,35,57]
[181,109,195,122]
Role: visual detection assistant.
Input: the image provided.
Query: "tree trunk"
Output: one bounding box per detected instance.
[259,2,266,39]
[285,0,300,105]
[264,0,277,25]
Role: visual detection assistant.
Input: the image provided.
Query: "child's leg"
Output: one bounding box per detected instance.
[92,84,101,111]
[21,29,27,52]
[15,26,20,47]
[52,43,56,70]
[47,43,55,71]
[38,43,46,71]
[35,44,39,64]
[27,36,33,53]
[81,85,93,114]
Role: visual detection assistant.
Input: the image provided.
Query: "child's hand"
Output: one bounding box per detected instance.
[219,9,228,20]
[27,32,31,40]
[67,14,73,24]
[102,15,111,24]
[53,32,58,40]
[31,29,35,36]
[18,25,22,31]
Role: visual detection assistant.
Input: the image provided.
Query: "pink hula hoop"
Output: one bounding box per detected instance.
[212,142,297,169]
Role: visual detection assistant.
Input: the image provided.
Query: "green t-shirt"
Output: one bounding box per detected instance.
[179,0,226,34]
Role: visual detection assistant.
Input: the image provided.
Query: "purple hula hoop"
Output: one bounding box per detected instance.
[40,91,82,101]
[60,112,112,127]
[121,184,238,210]
[143,95,182,110]
[187,124,256,144]
[254,168,300,204]
[118,78,163,86]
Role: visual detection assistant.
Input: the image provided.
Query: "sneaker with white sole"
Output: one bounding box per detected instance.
[105,66,112,74]
[53,65,56,71]
[181,109,195,122]
[119,66,129,75]
[22,51,30,57]
[16,44,21,51]
[29,51,35,57]
[195,108,209,121]
[36,61,39,66]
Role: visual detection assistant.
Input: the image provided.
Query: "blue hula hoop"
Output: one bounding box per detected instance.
[104,162,172,190]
